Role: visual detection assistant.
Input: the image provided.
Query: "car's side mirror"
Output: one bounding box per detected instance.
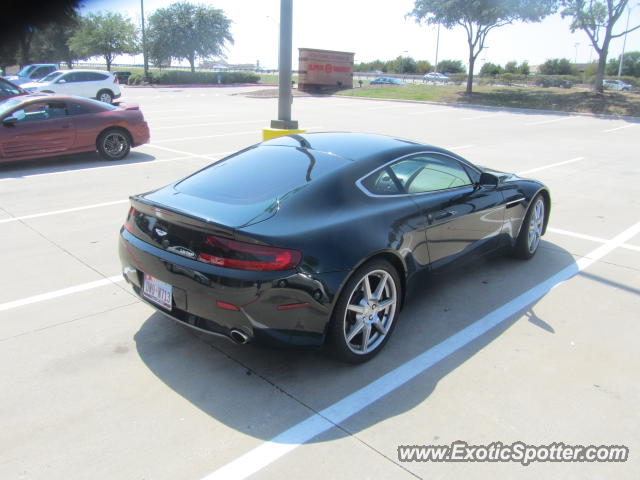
[478,172,499,189]
[2,116,18,126]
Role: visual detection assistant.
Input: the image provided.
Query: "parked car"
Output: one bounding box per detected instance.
[3,64,58,85]
[0,77,27,101]
[0,94,149,163]
[603,79,633,91]
[21,69,121,104]
[113,71,132,84]
[423,72,449,83]
[370,77,406,86]
[118,132,550,363]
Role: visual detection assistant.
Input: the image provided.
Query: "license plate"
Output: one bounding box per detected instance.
[142,274,172,310]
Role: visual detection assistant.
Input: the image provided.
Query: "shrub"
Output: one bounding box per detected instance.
[128,73,145,85]
[151,70,259,85]
[533,75,577,88]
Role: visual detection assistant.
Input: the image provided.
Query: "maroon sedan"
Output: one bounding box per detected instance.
[0,94,150,163]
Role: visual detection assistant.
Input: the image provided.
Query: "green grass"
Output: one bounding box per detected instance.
[337,84,640,116]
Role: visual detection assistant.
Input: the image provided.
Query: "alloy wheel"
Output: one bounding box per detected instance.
[527,198,545,253]
[343,269,397,355]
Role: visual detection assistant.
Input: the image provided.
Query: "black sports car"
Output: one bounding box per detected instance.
[119,133,550,363]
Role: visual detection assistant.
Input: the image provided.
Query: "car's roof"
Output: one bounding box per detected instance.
[53,69,114,75]
[260,132,440,162]
[4,93,111,107]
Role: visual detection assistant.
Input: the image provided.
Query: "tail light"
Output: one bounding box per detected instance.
[124,207,137,233]
[114,75,119,84]
[197,235,301,271]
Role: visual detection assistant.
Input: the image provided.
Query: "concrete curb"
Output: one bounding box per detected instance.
[331,94,640,121]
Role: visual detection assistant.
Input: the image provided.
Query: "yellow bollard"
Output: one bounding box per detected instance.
[262,127,307,141]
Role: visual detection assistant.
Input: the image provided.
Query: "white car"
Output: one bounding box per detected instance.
[603,79,633,91]
[423,72,449,83]
[21,69,121,104]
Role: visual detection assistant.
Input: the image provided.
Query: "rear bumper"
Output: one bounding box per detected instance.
[119,229,343,347]
[131,122,150,146]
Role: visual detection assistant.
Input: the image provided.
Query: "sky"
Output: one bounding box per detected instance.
[83,0,640,69]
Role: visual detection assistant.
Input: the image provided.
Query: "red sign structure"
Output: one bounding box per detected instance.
[298,48,355,91]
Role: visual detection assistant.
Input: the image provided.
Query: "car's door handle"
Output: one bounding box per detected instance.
[434,210,456,220]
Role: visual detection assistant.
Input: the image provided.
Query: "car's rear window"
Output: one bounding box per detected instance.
[175,145,350,204]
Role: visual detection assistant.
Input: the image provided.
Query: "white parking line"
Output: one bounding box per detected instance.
[203,220,640,480]
[517,157,584,175]
[0,276,124,313]
[525,116,577,126]
[462,113,506,120]
[143,144,233,160]
[0,152,227,183]
[153,127,324,144]
[601,124,637,133]
[407,108,452,115]
[0,200,128,224]
[152,120,266,130]
[548,227,640,252]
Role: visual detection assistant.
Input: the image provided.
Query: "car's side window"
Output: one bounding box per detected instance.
[60,72,78,83]
[30,68,45,78]
[68,102,91,116]
[14,102,67,122]
[361,153,474,196]
[361,167,403,195]
[397,154,472,194]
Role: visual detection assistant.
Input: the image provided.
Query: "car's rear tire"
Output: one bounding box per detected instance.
[97,128,131,161]
[512,194,546,260]
[97,90,114,104]
[327,259,401,363]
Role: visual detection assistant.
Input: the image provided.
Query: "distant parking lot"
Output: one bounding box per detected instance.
[1,85,638,479]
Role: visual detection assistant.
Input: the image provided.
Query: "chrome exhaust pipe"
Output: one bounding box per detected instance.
[229,329,250,345]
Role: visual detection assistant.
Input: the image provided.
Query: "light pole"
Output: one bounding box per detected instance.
[263,0,303,140]
[434,23,440,72]
[141,0,148,81]
[617,3,635,77]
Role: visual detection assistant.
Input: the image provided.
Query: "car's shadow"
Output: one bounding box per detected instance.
[134,241,575,443]
[0,151,157,179]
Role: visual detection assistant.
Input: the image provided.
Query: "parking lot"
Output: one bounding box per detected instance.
[1,85,639,479]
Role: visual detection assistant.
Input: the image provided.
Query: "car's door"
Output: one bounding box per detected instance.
[0,100,75,159]
[389,153,505,268]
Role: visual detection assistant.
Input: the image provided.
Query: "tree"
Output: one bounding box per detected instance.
[147,2,233,73]
[539,58,577,74]
[504,60,519,73]
[31,11,80,68]
[606,51,640,76]
[518,61,531,75]
[480,62,504,76]
[1,0,80,66]
[437,59,466,73]
[415,60,434,73]
[409,0,556,94]
[391,56,417,73]
[68,12,139,71]
[561,1,640,92]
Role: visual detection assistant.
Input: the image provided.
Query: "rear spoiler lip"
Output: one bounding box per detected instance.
[129,195,237,239]
[114,102,140,110]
